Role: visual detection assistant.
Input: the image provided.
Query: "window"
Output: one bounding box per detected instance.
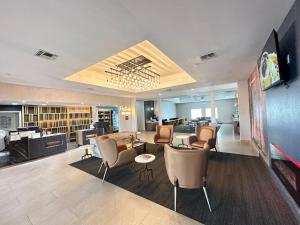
[191,109,202,119]
[205,108,211,117]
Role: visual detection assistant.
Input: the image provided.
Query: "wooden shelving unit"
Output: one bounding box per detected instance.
[22,105,92,141]
[98,109,112,125]
[22,105,39,127]
[68,106,92,141]
[38,106,68,134]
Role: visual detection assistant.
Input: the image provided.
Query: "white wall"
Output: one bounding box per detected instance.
[176,99,236,123]
[237,79,251,141]
[216,99,237,123]
[160,100,177,119]
[118,97,137,132]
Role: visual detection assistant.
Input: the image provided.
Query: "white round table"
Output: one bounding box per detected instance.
[80,144,94,160]
[175,135,189,148]
[135,154,155,181]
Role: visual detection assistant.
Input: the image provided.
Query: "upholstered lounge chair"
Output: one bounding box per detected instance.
[154,125,174,144]
[164,144,212,212]
[188,126,217,151]
[96,138,136,183]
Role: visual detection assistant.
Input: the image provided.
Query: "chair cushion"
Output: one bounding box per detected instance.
[117,144,127,152]
[156,138,171,143]
[160,127,170,138]
[198,129,213,142]
[191,141,207,148]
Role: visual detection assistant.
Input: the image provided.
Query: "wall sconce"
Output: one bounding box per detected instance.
[121,111,131,116]
[120,106,131,119]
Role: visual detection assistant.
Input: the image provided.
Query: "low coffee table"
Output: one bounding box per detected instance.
[135,154,155,181]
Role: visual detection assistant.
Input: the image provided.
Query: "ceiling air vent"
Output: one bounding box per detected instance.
[35,49,58,60]
[200,52,216,61]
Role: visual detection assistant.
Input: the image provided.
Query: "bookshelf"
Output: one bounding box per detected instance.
[38,106,68,135]
[22,105,39,127]
[22,105,92,141]
[98,109,112,126]
[68,106,92,141]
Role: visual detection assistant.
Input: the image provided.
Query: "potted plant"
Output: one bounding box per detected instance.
[128,134,135,148]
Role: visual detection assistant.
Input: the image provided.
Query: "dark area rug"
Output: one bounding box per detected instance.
[70,150,298,225]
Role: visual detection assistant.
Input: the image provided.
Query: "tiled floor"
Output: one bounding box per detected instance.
[139,124,259,157]
[0,124,258,225]
[0,146,202,225]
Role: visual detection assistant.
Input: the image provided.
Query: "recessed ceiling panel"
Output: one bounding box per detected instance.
[64,40,195,93]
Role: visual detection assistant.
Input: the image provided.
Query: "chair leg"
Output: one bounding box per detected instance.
[102,167,108,183]
[203,186,212,212]
[98,161,104,174]
[214,146,218,152]
[174,186,177,212]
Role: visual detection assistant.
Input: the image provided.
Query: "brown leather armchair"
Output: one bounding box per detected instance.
[164,144,212,212]
[188,126,217,151]
[96,138,136,183]
[154,125,174,144]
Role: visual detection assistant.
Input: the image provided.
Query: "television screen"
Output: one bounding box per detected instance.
[258,30,283,91]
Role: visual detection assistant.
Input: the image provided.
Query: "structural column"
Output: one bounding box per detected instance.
[130,97,137,131]
[237,79,251,141]
[154,98,162,125]
[210,92,216,120]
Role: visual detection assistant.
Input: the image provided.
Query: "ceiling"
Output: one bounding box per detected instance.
[162,90,238,104]
[65,40,195,92]
[0,0,295,98]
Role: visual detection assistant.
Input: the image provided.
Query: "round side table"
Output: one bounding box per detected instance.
[175,135,189,148]
[80,144,94,160]
[135,154,155,181]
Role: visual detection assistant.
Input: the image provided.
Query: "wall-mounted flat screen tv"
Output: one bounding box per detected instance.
[258,30,284,91]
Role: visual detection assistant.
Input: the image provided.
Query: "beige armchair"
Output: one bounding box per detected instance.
[96,138,136,183]
[164,144,212,212]
[154,125,174,144]
[188,126,217,151]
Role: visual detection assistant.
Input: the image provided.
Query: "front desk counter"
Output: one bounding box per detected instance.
[9,133,67,163]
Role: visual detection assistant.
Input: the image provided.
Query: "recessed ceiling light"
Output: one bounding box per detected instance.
[158,93,162,96]
[11,102,18,105]
[191,89,194,91]
[42,103,47,106]
[21,100,26,103]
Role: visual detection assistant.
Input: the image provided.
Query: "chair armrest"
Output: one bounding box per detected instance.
[207,138,216,149]
[188,135,198,145]
[114,148,137,167]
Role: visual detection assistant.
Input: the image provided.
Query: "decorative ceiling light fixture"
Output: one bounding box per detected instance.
[105,55,160,90]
